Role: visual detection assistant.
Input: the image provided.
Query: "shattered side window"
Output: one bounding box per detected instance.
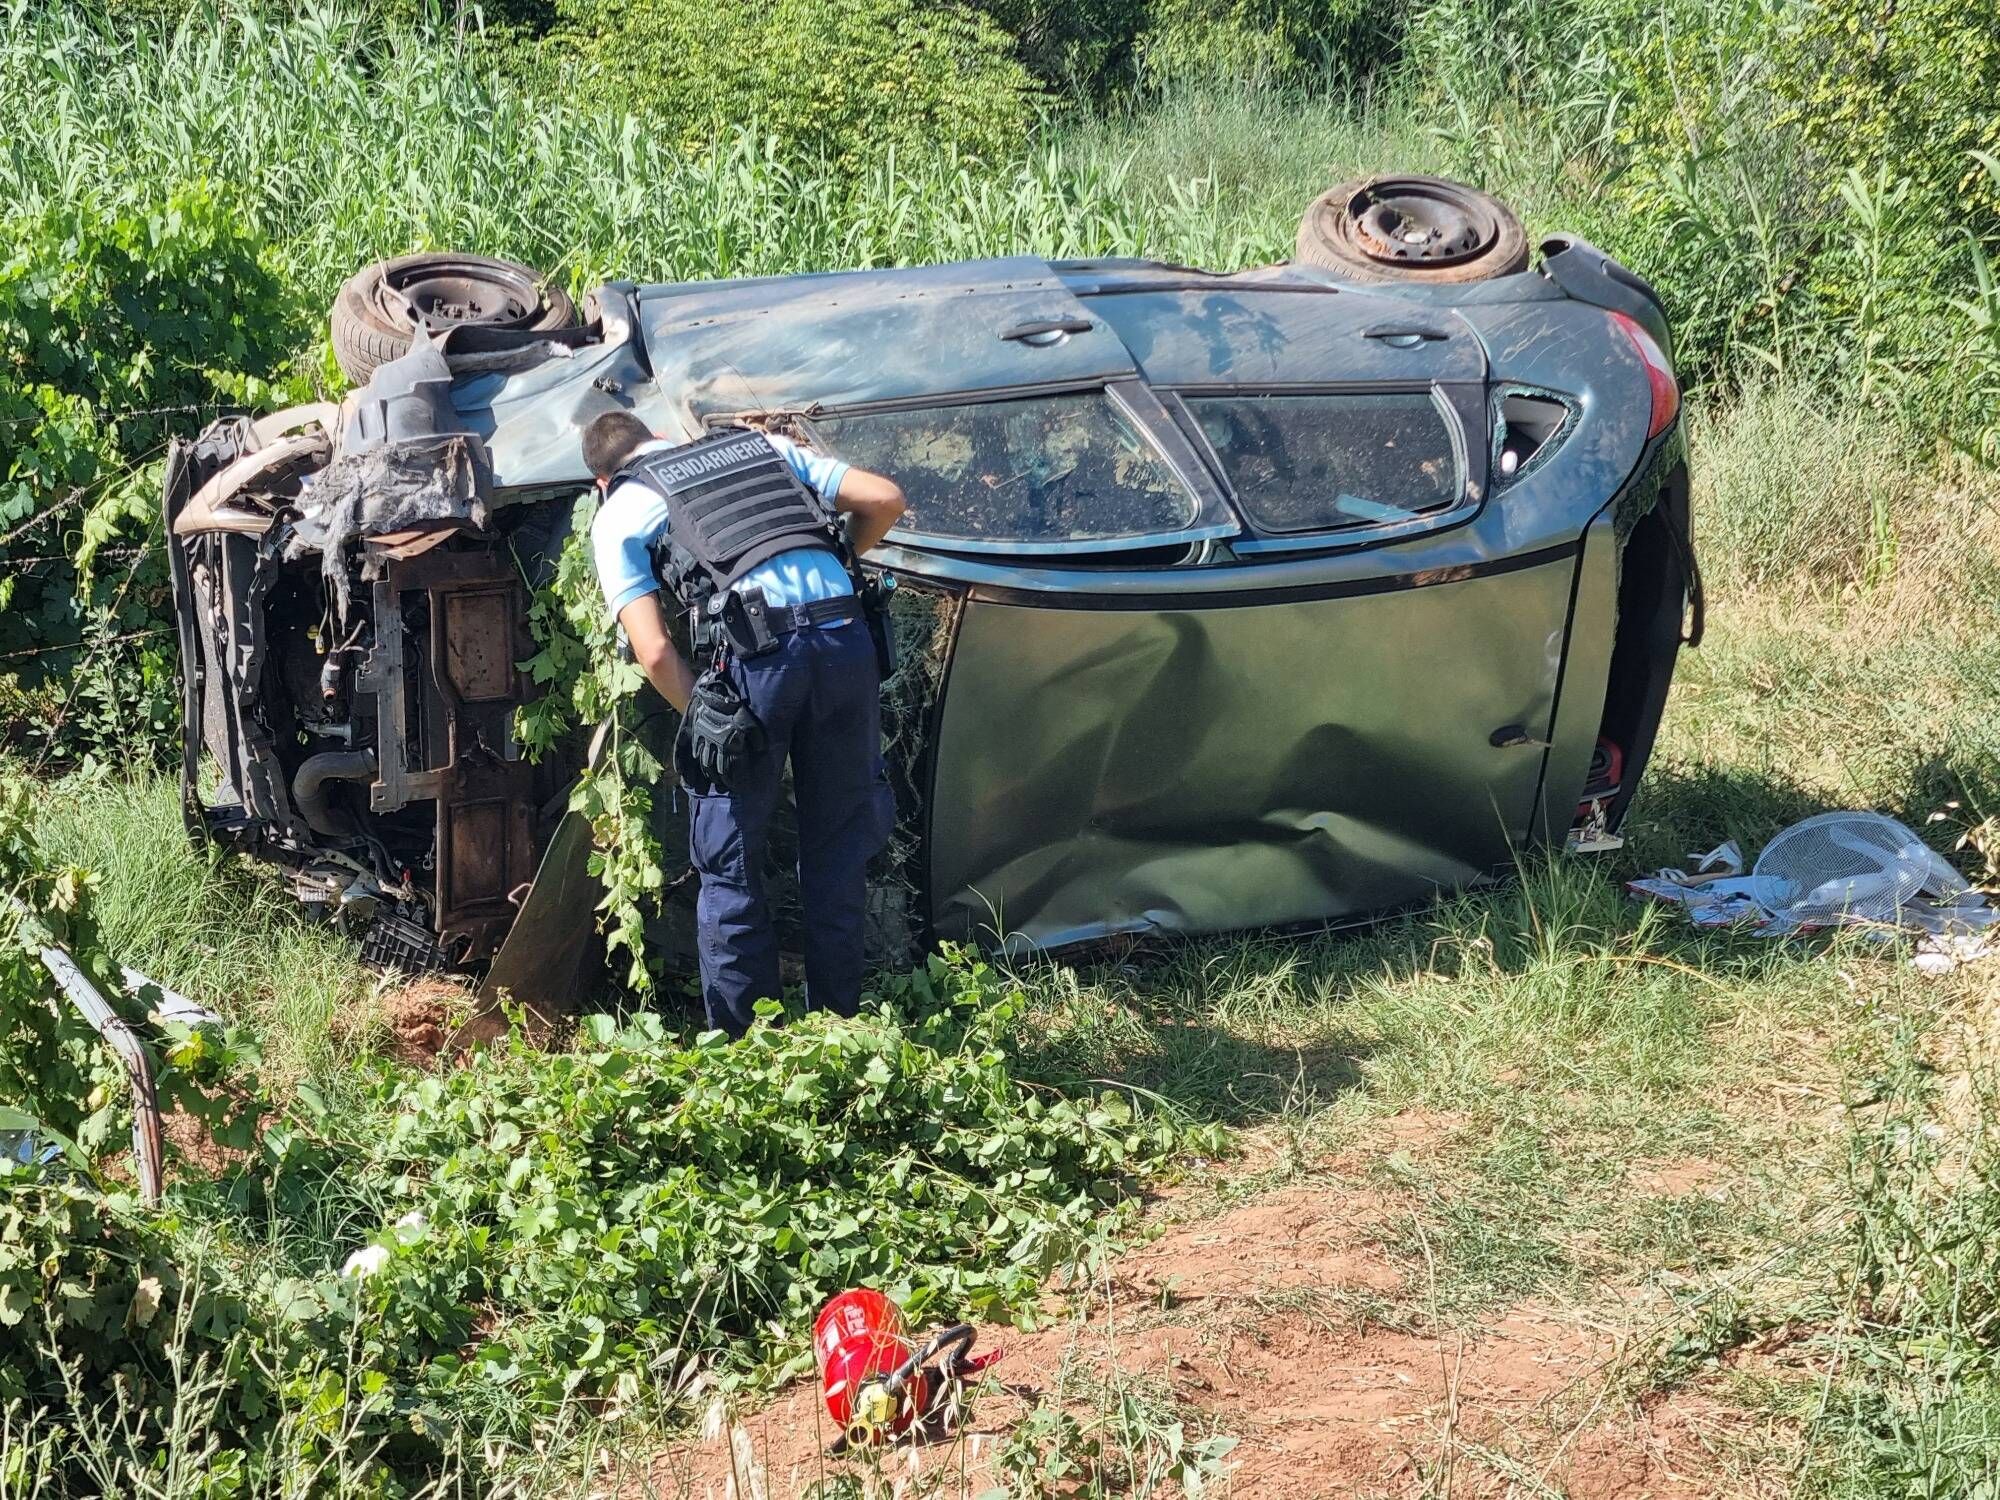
[1185,392,1461,534]
[811,393,1198,543]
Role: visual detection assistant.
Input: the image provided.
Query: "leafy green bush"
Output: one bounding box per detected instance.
[1773,0,2000,235]
[0,762,321,1489]
[968,0,1149,94]
[543,0,1039,171]
[1137,0,1402,87]
[0,783,129,1156]
[517,495,667,989]
[4,851,1207,1485]
[313,955,1205,1411]
[392,0,562,32]
[0,1161,427,1497]
[0,767,265,1164]
[0,181,307,764]
[1399,0,1801,386]
[1403,0,2000,448]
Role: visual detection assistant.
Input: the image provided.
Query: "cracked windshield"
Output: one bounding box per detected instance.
[812,392,1197,543]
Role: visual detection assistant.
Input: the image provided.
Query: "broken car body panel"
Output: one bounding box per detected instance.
[168,240,1694,982]
[928,556,1576,946]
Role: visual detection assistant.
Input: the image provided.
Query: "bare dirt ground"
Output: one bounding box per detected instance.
[378,978,458,1067]
[642,1170,1766,1499]
[160,1105,254,1180]
[336,975,469,1069]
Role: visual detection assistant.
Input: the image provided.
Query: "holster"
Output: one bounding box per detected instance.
[719,589,781,658]
[860,573,898,678]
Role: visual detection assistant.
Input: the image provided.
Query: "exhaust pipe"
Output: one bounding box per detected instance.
[293,749,377,836]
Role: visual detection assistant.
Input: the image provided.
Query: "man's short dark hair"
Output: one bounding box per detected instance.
[582,410,655,479]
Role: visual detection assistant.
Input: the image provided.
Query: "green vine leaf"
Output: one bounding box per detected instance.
[515,493,673,991]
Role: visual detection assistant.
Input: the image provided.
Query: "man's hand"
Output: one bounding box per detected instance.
[833,467,907,554]
[618,594,696,713]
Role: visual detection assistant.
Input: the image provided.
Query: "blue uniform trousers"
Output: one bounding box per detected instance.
[687,620,892,1035]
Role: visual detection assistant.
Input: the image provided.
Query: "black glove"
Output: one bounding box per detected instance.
[674,667,765,794]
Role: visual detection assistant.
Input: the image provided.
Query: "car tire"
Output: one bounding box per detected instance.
[1295,175,1529,284]
[330,252,579,385]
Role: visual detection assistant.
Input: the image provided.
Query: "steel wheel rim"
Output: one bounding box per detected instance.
[374,257,546,333]
[1344,178,1500,269]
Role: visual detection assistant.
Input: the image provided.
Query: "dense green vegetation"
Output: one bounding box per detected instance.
[0,0,1993,762]
[0,186,307,764]
[3,0,1999,1493]
[540,0,1038,168]
[5,786,1202,1489]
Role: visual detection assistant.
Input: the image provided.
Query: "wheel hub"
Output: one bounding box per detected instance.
[374,259,544,333]
[1346,178,1500,268]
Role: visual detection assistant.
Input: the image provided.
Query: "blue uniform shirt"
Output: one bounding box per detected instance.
[592,432,854,621]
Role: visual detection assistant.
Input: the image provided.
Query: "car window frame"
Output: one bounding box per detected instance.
[794,379,1240,557]
[1163,381,1490,555]
[1490,382,1582,489]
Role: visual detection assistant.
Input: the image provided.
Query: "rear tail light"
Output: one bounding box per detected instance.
[1611,312,1679,439]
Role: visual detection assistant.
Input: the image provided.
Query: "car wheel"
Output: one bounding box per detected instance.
[1295,175,1529,283]
[330,252,578,385]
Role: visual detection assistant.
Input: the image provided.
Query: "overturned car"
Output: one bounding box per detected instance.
[166,177,1698,1000]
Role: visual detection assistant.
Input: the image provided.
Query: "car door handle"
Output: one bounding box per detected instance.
[1364,324,1450,344]
[1489,724,1551,749]
[1001,317,1095,343]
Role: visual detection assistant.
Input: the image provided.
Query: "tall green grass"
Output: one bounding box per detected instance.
[31,773,378,1082]
[0,6,1353,315]
[0,6,1617,302]
[5,1,1998,440]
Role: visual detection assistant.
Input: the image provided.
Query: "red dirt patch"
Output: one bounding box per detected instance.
[1624,1159,1727,1197]
[1561,1390,1781,1499]
[372,978,467,1069]
[1112,1184,1402,1305]
[161,1106,254,1181]
[638,1179,1743,1498]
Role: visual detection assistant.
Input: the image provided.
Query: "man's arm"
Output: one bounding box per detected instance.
[763,431,905,554]
[831,468,906,555]
[618,594,696,714]
[592,477,697,713]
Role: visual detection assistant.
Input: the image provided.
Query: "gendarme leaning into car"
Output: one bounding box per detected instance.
[582,410,907,1035]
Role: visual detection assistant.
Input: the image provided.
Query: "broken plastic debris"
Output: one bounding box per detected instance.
[1911,933,1997,975]
[1626,873,1796,929]
[1629,813,1996,966]
[341,1243,391,1279]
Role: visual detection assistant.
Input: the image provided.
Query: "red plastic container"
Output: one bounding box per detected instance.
[813,1289,927,1440]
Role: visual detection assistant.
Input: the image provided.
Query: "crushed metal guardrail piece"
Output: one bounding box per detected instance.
[123,966,222,1027]
[38,942,165,1204]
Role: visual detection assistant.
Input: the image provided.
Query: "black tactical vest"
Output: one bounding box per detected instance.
[619,429,842,603]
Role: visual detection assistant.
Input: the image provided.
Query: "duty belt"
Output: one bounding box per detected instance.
[760,595,865,635]
[703,589,865,660]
